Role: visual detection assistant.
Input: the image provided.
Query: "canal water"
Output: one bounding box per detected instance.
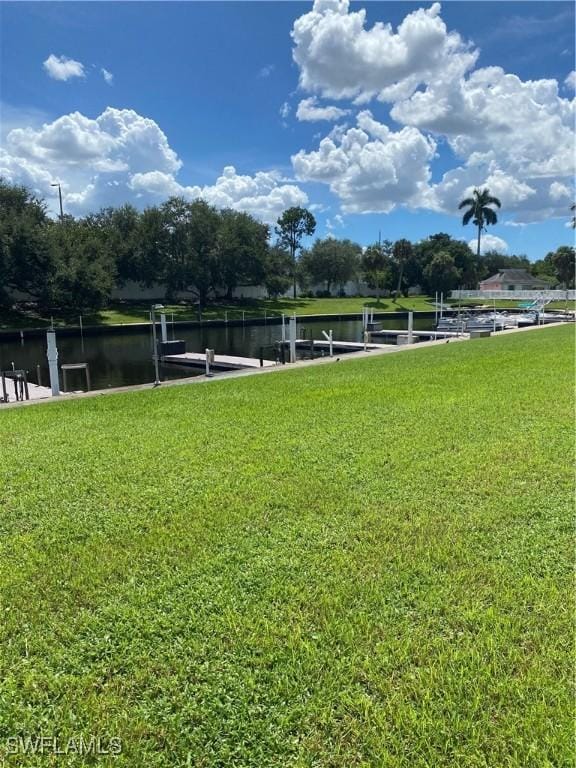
[0,315,435,391]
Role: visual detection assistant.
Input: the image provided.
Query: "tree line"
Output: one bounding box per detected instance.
[1,179,573,313]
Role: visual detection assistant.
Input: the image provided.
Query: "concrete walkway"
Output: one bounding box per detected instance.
[1,377,54,403]
[0,321,570,410]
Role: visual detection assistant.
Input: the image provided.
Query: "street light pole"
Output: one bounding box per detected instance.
[151,303,164,386]
[50,182,64,221]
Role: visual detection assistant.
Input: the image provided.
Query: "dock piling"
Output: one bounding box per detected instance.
[205,349,215,377]
[321,329,334,357]
[289,316,297,363]
[46,331,60,397]
[160,313,168,343]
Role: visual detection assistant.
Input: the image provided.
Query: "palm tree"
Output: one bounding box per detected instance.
[458,188,502,258]
[570,204,575,229]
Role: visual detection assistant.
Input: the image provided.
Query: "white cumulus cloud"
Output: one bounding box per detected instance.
[469,234,509,255]
[291,0,477,103]
[289,2,575,224]
[101,68,114,85]
[549,181,571,201]
[1,107,307,224]
[292,110,436,214]
[43,54,85,81]
[6,108,181,173]
[565,70,576,90]
[326,213,344,230]
[129,166,307,225]
[296,97,350,122]
[433,167,535,214]
[392,67,575,181]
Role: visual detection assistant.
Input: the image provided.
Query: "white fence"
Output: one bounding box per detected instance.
[451,289,575,301]
[111,280,424,302]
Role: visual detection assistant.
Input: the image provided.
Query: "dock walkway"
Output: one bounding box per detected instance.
[164,352,275,370]
[2,322,567,409]
[1,378,54,402]
[370,329,465,340]
[288,339,389,352]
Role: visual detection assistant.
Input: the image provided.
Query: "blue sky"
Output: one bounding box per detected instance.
[1,1,574,260]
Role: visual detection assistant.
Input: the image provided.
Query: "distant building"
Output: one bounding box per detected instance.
[479,269,551,291]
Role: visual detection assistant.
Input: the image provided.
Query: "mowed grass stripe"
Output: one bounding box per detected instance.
[0,326,573,767]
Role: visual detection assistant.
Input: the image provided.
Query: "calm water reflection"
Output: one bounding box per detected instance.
[0,315,434,391]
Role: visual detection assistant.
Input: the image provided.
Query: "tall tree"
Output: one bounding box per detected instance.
[275,207,316,299]
[392,238,413,299]
[0,179,53,306]
[299,237,361,295]
[458,188,502,258]
[44,218,116,311]
[423,252,461,297]
[215,209,269,299]
[160,198,221,306]
[185,199,221,305]
[360,240,393,303]
[414,233,478,289]
[84,204,141,284]
[136,205,170,287]
[263,245,292,298]
[479,250,531,280]
[548,246,575,288]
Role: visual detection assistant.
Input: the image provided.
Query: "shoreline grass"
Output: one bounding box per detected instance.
[1,296,435,330]
[0,326,573,766]
[2,295,574,331]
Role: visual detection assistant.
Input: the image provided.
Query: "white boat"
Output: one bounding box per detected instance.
[538,312,575,324]
[467,314,507,332]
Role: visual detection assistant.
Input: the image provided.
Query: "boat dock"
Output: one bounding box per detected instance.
[1,378,54,402]
[283,339,390,352]
[2,321,567,408]
[164,352,276,370]
[369,329,465,341]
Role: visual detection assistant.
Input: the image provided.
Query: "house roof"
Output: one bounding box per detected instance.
[480,269,549,286]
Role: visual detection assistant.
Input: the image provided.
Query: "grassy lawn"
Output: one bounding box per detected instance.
[0,326,573,767]
[1,296,437,330]
[2,296,574,330]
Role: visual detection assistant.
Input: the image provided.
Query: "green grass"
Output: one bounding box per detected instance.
[0,326,573,767]
[2,296,574,330]
[1,296,437,330]
[102,296,439,322]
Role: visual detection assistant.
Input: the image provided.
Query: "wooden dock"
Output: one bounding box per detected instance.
[164,352,276,370]
[369,329,465,340]
[304,339,389,351]
[285,339,389,352]
[1,378,55,402]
